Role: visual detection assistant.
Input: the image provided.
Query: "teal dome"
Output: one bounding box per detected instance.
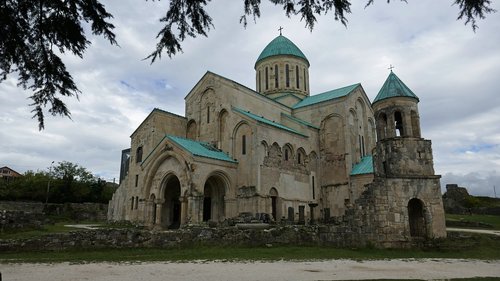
[255,35,309,68]
[373,71,419,104]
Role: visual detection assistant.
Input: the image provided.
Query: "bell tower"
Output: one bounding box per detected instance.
[369,70,446,241]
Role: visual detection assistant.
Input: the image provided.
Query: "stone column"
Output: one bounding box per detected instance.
[154,199,165,226]
[180,196,188,225]
[187,195,204,224]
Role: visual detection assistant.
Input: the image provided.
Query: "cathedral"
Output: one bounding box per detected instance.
[108,34,446,244]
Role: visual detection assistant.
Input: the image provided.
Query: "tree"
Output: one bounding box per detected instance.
[1,0,495,129]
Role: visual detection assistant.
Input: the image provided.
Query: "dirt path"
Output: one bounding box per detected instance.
[447,227,500,236]
[1,259,499,281]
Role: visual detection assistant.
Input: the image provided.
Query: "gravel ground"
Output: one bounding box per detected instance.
[1,259,500,281]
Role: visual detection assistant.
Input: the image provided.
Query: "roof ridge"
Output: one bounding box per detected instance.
[293,83,360,109]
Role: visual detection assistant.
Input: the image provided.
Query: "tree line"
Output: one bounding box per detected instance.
[0,161,117,204]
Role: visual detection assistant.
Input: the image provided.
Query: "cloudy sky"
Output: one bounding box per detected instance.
[1,0,499,196]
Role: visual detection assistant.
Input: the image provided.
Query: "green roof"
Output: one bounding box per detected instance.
[255,35,309,67]
[350,156,374,176]
[373,71,419,104]
[167,135,237,163]
[281,113,319,130]
[293,83,360,109]
[232,107,308,137]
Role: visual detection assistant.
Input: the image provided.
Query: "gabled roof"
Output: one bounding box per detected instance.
[293,83,360,109]
[130,108,186,138]
[281,113,319,130]
[167,135,237,163]
[373,71,419,104]
[232,107,308,137]
[255,35,309,67]
[350,156,374,176]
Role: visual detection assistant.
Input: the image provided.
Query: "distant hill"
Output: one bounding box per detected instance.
[443,184,500,215]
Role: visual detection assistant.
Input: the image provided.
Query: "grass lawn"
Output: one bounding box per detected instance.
[446,214,500,230]
[0,221,104,240]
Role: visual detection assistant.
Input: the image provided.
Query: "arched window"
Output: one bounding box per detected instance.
[286,64,290,87]
[295,65,300,89]
[136,146,143,163]
[207,106,210,123]
[242,135,246,155]
[274,64,279,88]
[303,69,307,91]
[265,67,269,90]
[258,70,261,92]
[285,149,289,161]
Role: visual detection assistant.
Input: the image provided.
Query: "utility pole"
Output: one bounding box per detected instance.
[45,161,55,207]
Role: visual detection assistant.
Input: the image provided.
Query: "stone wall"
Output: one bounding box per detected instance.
[0,201,108,231]
[1,223,435,252]
[0,210,47,231]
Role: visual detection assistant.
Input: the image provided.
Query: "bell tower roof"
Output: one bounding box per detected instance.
[373,71,419,104]
[255,35,309,68]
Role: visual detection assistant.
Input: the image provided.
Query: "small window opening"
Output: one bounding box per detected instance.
[131,197,134,210]
[136,146,143,163]
[265,67,269,90]
[304,69,307,91]
[207,106,210,123]
[286,64,290,87]
[298,153,301,164]
[135,174,139,187]
[135,196,139,209]
[312,176,315,199]
[242,135,246,155]
[274,65,279,88]
[285,149,289,161]
[258,70,261,92]
[296,65,300,89]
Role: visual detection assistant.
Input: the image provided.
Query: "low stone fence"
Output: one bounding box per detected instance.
[0,224,422,252]
[0,210,47,231]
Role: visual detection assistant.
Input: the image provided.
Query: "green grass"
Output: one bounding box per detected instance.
[446,214,500,230]
[1,233,500,263]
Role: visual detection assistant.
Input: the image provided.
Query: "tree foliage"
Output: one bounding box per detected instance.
[0,161,117,203]
[0,0,117,130]
[0,0,496,129]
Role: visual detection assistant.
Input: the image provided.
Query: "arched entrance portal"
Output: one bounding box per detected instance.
[408,198,427,238]
[203,175,226,222]
[162,176,181,229]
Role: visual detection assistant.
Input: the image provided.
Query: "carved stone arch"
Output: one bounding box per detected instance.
[408,198,428,238]
[259,140,269,164]
[269,187,281,221]
[296,147,306,165]
[202,170,232,222]
[283,143,294,162]
[308,151,319,171]
[142,150,191,199]
[186,119,197,140]
[376,112,388,140]
[218,109,229,151]
[367,117,376,152]
[232,121,252,157]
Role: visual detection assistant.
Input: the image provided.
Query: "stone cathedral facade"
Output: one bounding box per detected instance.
[108,35,446,244]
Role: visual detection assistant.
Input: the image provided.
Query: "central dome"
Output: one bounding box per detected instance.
[255,35,309,68]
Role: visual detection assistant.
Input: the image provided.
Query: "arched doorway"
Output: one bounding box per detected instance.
[203,175,227,222]
[408,198,427,238]
[269,187,280,221]
[162,175,181,229]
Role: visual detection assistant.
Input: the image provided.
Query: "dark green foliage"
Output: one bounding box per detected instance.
[454,0,496,31]
[0,161,116,203]
[0,0,117,130]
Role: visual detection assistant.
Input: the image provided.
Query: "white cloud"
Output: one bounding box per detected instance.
[1,0,499,194]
